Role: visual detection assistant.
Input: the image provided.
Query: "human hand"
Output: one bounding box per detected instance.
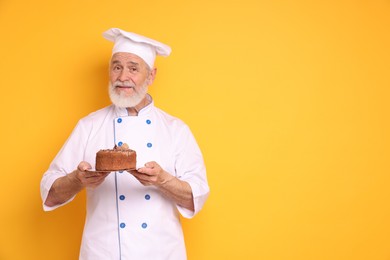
[75,161,111,188]
[129,161,174,186]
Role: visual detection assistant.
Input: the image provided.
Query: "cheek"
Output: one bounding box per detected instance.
[109,73,117,83]
[137,75,149,85]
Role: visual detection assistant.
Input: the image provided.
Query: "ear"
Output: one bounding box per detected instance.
[147,67,157,85]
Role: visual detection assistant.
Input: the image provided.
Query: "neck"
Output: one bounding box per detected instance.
[126,95,150,116]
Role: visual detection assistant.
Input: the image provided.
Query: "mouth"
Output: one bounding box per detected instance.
[116,85,134,89]
[114,85,136,96]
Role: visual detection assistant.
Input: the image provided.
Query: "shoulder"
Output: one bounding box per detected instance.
[76,105,116,128]
[152,106,196,144]
[80,105,114,121]
[153,106,188,130]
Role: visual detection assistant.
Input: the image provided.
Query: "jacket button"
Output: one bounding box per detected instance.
[147,142,152,148]
[120,223,126,228]
[145,194,151,200]
[117,118,122,123]
[119,195,125,200]
[146,119,151,124]
[118,141,123,146]
[141,223,148,229]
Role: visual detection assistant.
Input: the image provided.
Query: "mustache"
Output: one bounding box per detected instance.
[112,81,135,88]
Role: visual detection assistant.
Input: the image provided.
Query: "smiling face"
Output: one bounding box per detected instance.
[108,52,156,108]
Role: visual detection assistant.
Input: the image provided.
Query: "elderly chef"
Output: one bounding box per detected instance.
[40,28,210,260]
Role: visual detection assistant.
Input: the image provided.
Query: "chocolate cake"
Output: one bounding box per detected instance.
[95,143,136,171]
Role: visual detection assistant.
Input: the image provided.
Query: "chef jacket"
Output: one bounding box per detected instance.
[40,95,210,260]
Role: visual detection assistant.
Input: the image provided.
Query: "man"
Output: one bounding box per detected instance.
[40,28,210,260]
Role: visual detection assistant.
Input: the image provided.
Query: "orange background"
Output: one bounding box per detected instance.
[0,0,389,259]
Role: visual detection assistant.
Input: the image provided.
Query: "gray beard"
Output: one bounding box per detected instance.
[108,82,148,108]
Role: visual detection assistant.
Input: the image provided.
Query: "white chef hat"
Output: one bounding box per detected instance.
[103,28,171,69]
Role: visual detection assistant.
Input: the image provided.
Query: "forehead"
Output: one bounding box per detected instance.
[110,52,147,67]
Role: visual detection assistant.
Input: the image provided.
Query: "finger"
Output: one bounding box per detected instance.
[144,161,158,168]
[78,161,92,171]
[89,180,104,188]
[131,171,146,180]
[83,171,97,178]
[136,168,147,175]
[92,177,106,185]
[132,168,148,176]
[139,180,151,186]
[137,166,157,176]
[86,175,107,186]
[84,171,108,179]
[128,169,138,175]
[130,172,153,186]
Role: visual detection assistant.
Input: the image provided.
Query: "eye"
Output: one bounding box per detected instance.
[112,65,122,71]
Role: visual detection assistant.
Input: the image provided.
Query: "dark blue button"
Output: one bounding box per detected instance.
[118,141,123,146]
[117,118,122,123]
[119,170,123,173]
[145,194,151,200]
[119,195,125,200]
[120,223,126,228]
[141,223,147,229]
[147,143,152,148]
[146,119,151,124]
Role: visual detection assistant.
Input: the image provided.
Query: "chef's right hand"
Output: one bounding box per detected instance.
[75,161,110,188]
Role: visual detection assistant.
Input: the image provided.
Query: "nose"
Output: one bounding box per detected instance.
[118,69,130,82]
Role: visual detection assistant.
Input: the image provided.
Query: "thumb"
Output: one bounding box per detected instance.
[78,161,92,171]
[144,161,157,168]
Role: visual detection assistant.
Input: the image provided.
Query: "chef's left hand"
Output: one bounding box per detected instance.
[130,161,174,186]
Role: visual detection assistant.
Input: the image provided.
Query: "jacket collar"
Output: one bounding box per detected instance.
[114,94,154,117]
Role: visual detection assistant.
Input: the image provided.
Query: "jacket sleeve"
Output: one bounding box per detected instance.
[40,120,89,211]
[174,124,210,218]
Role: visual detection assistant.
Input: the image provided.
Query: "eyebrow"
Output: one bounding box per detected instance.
[111,60,140,66]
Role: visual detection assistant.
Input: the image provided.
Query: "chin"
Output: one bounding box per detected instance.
[108,83,147,108]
